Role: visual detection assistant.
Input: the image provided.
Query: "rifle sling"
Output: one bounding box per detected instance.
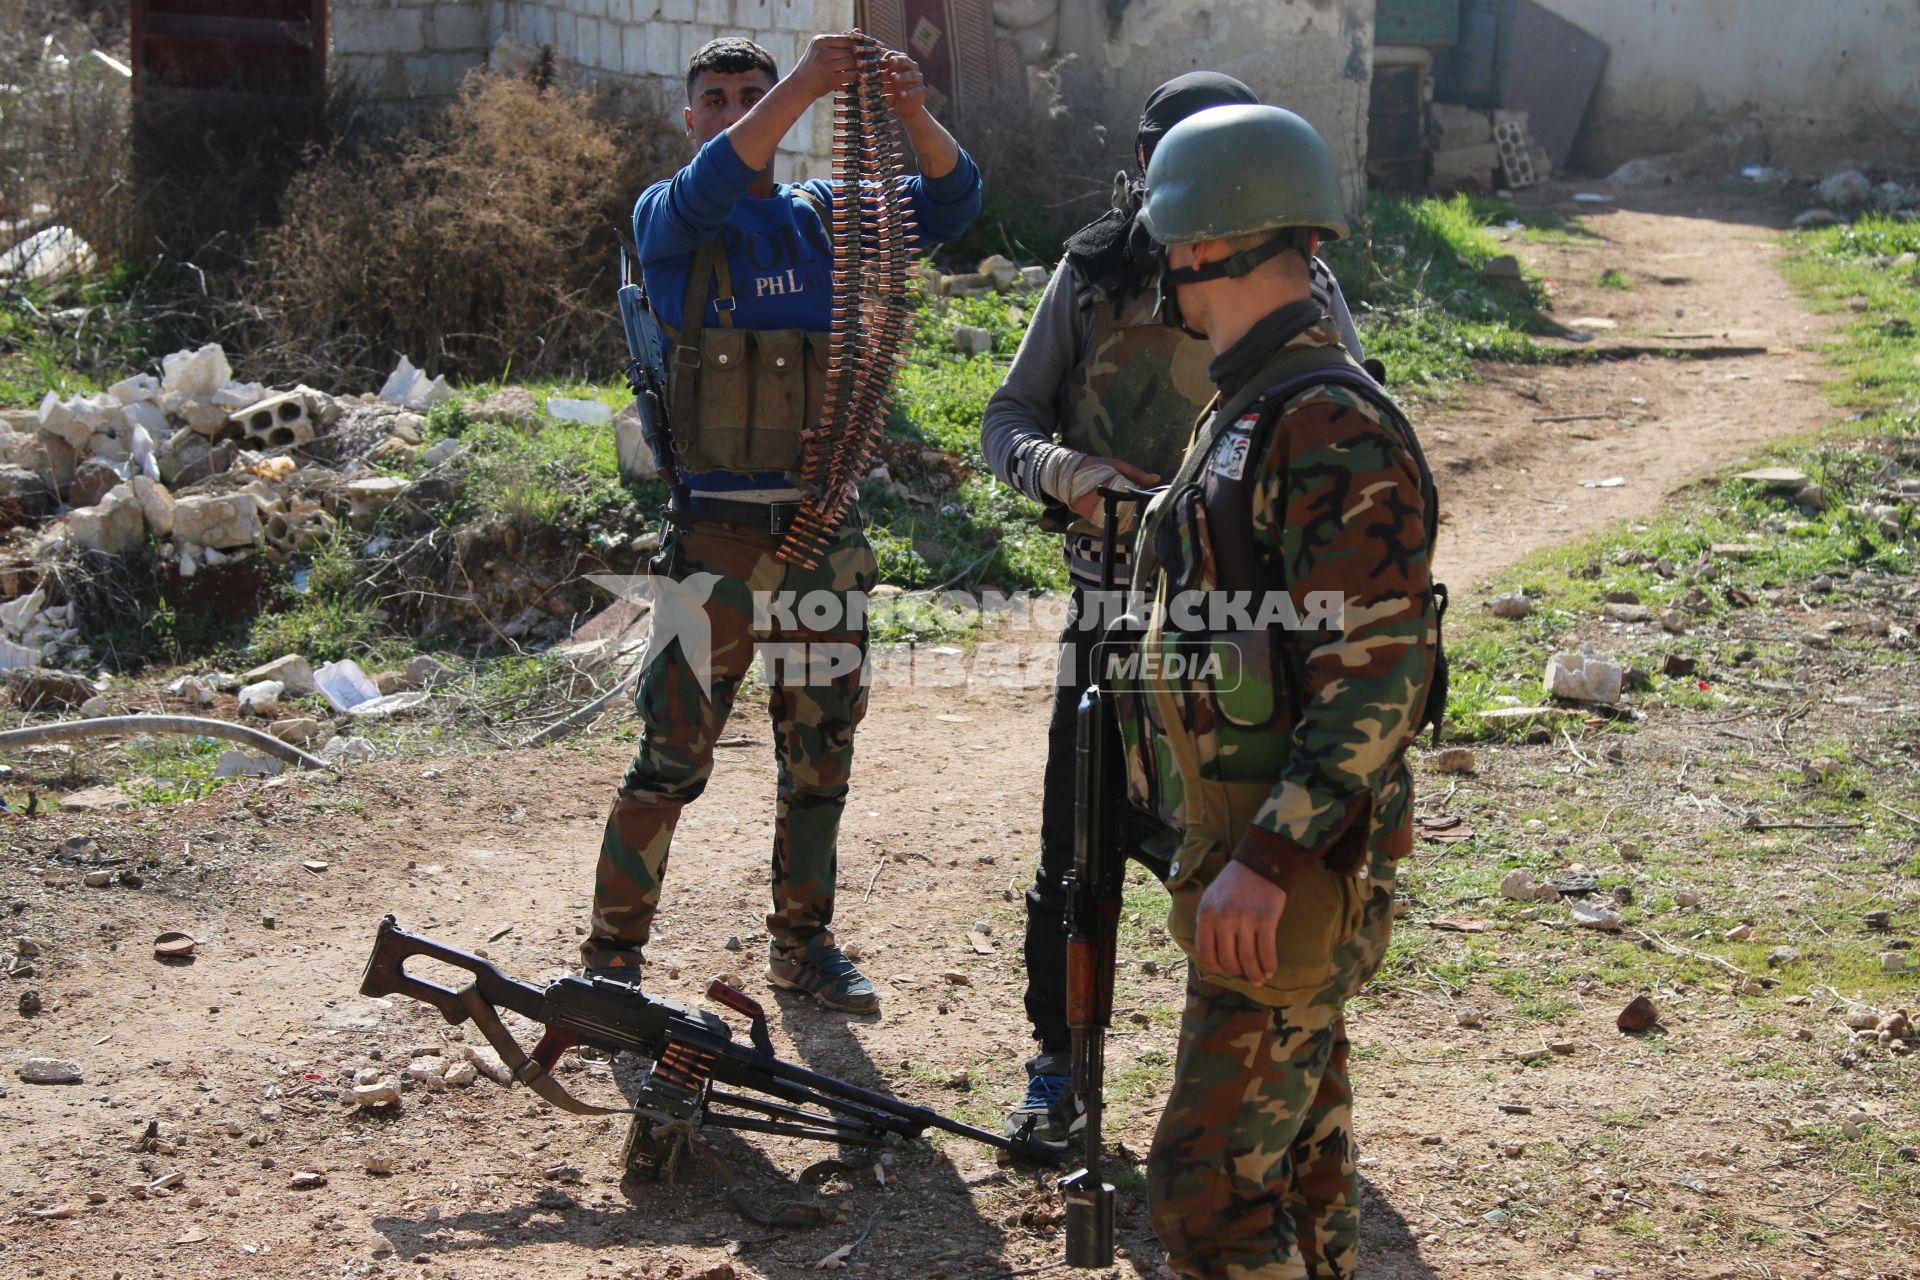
[457,982,635,1116]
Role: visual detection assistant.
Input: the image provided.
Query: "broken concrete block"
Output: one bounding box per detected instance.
[156,429,211,487]
[1544,650,1624,704]
[36,392,95,450]
[379,356,453,410]
[346,476,410,529]
[179,399,235,438]
[171,493,262,549]
[244,653,315,695]
[976,254,1018,290]
[66,485,145,557]
[232,390,321,451]
[403,654,455,688]
[131,475,174,537]
[262,503,331,563]
[268,716,326,747]
[108,373,161,405]
[160,343,232,399]
[0,225,94,282]
[950,325,993,357]
[0,585,45,636]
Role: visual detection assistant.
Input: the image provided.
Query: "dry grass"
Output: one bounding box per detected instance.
[234,70,678,387]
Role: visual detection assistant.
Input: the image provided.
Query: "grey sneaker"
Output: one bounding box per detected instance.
[1005,1050,1083,1153]
[766,935,878,1014]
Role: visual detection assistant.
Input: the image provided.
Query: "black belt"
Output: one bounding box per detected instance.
[682,495,804,536]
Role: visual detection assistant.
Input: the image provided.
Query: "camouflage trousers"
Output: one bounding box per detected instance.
[583,518,876,970]
[1147,846,1399,1279]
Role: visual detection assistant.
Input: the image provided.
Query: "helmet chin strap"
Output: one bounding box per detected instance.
[1151,228,1312,337]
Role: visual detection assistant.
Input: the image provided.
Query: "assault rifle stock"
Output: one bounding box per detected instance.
[361,916,1049,1178]
[1062,484,1163,1268]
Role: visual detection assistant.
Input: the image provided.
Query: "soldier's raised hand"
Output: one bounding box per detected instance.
[790,33,863,102]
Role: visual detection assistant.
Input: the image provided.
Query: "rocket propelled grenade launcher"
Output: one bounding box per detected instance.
[359,916,1050,1179]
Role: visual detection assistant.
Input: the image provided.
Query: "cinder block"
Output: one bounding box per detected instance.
[555,9,577,56]
[660,0,695,19]
[430,2,488,50]
[695,0,730,25]
[411,50,481,97]
[735,0,773,26]
[646,19,682,76]
[524,6,552,44]
[755,30,794,75]
[621,24,646,75]
[678,22,710,70]
[332,5,427,55]
[812,0,853,31]
[574,15,601,67]
[772,0,810,30]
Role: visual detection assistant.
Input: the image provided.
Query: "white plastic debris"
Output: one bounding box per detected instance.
[546,396,612,426]
[0,226,96,282]
[313,658,379,712]
[236,679,284,716]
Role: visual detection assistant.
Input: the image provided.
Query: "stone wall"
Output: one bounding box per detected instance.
[330,0,857,181]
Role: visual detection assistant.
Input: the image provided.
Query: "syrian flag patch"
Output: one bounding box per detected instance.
[1211,414,1260,480]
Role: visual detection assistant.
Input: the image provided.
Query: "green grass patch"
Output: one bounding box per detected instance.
[121,736,229,806]
[0,260,195,405]
[1325,193,1578,398]
[1597,268,1635,291]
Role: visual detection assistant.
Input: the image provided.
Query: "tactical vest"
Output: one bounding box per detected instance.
[1112,334,1440,1005]
[1050,274,1215,535]
[663,194,832,476]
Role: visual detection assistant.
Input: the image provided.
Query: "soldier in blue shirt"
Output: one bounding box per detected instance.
[582,35,981,1014]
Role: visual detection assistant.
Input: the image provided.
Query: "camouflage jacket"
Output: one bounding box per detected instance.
[980,256,1362,583]
[1116,312,1438,902]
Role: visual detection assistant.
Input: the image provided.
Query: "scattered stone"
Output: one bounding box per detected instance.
[350,1081,402,1109]
[1480,255,1526,292]
[1724,923,1753,942]
[1500,869,1542,901]
[1617,995,1660,1033]
[56,784,133,812]
[364,1154,396,1176]
[443,1060,478,1088]
[289,1170,328,1189]
[83,869,113,887]
[940,969,972,986]
[950,325,993,357]
[1544,650,1624,704]
[723,935,742,951]
[1863,910,1892,932]
[268,717,325,747]
[242,654,315,695]
[1571,900,1624,931]
[1734,466,1811,491]
[18,988,41,1015]
[1603,602,1651,623]
[1455,1007,1484,1028]
[1673,889,1700,908]
[172,492,262,549]
[317,735,377,767]
[403,654,456,688]
[235,679,284,717]
[371,1233,396,1257]
[1767,947,1802,968]
[1489,591,1533,619]
[1611,885,1634,906]
[946,1068,971,1090]
[1844,1007,1882,1030]
[18,1056,82,1084]
[1883,952,1908,974]
[1660,653,1697,677]
[1433,747,1476,774]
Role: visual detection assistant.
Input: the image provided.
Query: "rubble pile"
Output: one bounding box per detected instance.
[0,345,474,670]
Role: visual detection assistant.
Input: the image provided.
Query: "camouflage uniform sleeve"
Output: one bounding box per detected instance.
[1230,387,1432,892]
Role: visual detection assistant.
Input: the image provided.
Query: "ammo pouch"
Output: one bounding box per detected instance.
[665,238,830,476]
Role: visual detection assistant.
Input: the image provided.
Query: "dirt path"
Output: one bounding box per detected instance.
[5,186,1902,1280]
[1424,182,1837,588]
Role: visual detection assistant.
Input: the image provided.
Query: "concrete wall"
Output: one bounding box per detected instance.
[1534,0,1920,173]
[1048,0,1377,212]
[330,0,856,180]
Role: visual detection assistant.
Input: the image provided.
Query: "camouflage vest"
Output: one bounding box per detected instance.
[1055,276,1216,536]
[1110,330,1434,1005]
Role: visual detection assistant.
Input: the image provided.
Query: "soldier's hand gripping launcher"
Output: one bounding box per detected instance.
[361,916,1049,1178]
[1062,484,1162,1269]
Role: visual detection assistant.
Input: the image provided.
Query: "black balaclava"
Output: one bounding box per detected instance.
[1063,72,1261,301]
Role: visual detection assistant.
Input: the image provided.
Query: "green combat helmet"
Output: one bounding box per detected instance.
[1139,103,1350,246]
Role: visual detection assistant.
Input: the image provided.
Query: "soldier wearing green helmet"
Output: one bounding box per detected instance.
[980,73,1365,1157]
[1116,103,1446,1278]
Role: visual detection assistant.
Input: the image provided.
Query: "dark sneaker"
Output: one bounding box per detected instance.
[1005,1050,1083,1152]
[582,946,644,985]
[766,936,879,1014]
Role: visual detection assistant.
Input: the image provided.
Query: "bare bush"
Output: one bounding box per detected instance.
[235,70,677,388]
[0,0,133,258]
